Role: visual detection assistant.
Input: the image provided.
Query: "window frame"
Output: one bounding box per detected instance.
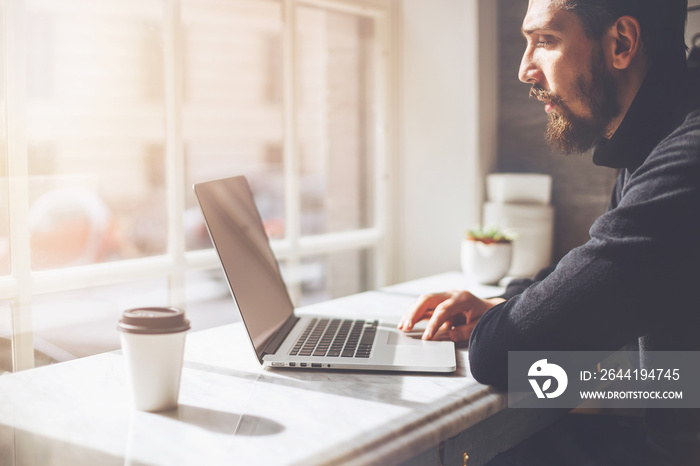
[1,0,392,371]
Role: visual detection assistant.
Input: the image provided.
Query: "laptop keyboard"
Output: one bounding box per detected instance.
[289,318,378,358]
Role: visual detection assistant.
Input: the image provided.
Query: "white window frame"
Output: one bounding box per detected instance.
[1,0,393,371]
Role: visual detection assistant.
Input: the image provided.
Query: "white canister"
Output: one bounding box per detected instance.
[483,202,554,277]
[487,173,552,205]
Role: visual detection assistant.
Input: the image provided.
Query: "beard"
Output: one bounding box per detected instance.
[530,47,620,154]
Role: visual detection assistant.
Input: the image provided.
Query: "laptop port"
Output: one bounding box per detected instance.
[311,363,322,368]
[300,363,307,367]
[288,362,296,367]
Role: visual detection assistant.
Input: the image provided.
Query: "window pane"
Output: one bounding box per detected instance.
[32,278,168,362]
[297,8,376,236]
[26,0,167,271]
[0,1,8,277]
[0,172,6,277]
[182,0,285,251]
[184,270,240,330]
[0,300,10,373]
[298,249,375,306]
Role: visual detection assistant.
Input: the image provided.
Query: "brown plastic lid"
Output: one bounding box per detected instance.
[118,307,191,335]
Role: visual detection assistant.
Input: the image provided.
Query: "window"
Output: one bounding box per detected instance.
[297,6,376,237]
[0,0,390,372]
[182,0,285,247]
[25,0,168,270]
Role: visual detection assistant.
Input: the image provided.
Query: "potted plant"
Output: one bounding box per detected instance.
[461,226,516,285]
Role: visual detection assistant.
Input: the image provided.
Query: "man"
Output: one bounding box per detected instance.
[399,0,700,464]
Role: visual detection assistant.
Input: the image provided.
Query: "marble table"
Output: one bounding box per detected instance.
[0,273,565,466]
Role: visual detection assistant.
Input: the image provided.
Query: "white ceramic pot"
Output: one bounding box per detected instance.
[461,239,512,285]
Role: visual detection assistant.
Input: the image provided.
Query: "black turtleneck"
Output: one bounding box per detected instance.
[593,61,700,172]
[469,60,700,389]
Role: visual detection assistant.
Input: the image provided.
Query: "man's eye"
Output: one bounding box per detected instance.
[536,36,555,47]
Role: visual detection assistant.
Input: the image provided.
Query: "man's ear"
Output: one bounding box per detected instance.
[607,16,643,70]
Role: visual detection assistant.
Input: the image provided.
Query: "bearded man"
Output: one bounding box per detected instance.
[399,0,700,464]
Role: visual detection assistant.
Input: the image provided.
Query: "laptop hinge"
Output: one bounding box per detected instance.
[262,315,299,358]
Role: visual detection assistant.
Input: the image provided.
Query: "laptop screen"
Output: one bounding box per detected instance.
[194,176,294,361]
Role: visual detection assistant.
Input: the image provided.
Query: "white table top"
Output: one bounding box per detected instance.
[0,273,507,466]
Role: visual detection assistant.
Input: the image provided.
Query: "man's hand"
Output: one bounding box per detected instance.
[397,290,505,343]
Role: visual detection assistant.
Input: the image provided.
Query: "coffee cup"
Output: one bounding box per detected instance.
[118,307,190,412]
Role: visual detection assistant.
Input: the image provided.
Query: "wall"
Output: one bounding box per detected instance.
[393,0,498,282]
[496,0,617,263]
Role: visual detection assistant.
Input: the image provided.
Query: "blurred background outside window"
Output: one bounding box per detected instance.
[0,0,388,373]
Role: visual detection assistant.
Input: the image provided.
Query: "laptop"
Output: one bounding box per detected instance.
[194,175,456,373]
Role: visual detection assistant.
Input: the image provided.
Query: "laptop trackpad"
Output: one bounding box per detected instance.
[386,330,426,346]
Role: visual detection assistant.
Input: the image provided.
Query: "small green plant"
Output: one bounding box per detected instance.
[466,226,516,245]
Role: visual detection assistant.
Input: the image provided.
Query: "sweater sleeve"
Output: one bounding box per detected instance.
[498,266,557,300]
[496,171,623,302]
[468,114,700,390]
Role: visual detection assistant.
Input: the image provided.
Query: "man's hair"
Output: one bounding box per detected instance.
[560,0,688,65]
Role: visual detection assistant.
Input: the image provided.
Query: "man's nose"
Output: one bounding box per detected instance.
[518,50,541,84]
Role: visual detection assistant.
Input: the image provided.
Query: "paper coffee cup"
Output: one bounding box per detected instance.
[118,307,190,412]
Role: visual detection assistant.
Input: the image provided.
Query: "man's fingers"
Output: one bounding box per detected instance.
[400,289,498,343]
[421,299,457,340]
[429,321,454,341]
[420,291,483,341]
[449,320,478,343]
[398,293,448,331]
[400,290,488,341]
[399,307,434,331]
[398,309,434,332]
